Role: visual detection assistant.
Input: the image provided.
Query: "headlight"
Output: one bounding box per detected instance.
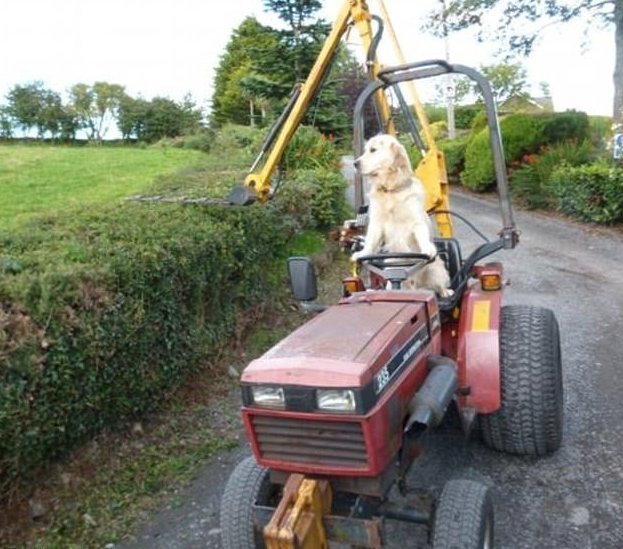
[316,389,356,412]
[251,386,285,408]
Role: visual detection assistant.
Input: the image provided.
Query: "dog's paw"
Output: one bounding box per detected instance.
[438,288,454,298]
[421,242,438,258]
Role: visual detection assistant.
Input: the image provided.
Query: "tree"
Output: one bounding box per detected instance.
[68,81,125,142]
[0,106,13,138]
[117,94,150,140]
[426,0,623,128]
[5,82,45,136]
[263,0,327,81]
[211,17,283,127]
[5,81,66,138]
[68,83,97,139]
[480,62,529,104]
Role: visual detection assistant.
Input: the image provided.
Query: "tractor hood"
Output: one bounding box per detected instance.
[242,291,438,389]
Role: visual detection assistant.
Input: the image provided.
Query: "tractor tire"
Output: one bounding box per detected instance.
[432,479,494,549]
[220,456,277,549]
[480,305,563,456]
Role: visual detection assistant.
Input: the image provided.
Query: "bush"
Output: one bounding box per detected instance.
[0,203,288,490]
[461,114,545,191]
[455,105,484,130]
[273,168,349,230]
[540,111,589,145]
[550,163,623,223]
[154,131,214,152]
[439,136,470,181]
[510,140,593,209]
[588,115,613,152]
[430,121,448,140]
[282,125,340,171]
[213,124,264,153]
[424,104,447,124]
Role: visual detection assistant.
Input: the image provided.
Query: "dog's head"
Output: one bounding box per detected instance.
[354,134,412,190]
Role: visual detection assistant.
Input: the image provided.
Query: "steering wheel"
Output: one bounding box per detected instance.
[355,252,435,290]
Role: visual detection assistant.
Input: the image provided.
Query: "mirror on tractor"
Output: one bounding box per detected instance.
[287,257,318,302]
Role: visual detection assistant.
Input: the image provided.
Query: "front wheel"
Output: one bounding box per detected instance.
[220,456,278,549]
[432,479,494,549]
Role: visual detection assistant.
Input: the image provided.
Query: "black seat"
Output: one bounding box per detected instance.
[434,237,462,288]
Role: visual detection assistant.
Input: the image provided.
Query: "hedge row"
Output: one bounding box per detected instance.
[0,204,289,490]
[0,124,348,491]
[461,111,591,191]
[551,163,623,223]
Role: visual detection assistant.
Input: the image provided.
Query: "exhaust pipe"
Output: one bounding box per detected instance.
[404,358,458,435]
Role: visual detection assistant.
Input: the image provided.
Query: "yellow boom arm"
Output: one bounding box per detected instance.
[243,0,392,202]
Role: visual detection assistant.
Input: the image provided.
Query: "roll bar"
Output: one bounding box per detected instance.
[353,59,518,249]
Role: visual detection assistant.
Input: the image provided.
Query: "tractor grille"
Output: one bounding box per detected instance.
[251,415,368,469]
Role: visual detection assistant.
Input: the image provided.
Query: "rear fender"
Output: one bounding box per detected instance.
[456,269,503,414]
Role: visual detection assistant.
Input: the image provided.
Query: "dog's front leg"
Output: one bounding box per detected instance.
[412,222,437,257]
[351,217,384,261]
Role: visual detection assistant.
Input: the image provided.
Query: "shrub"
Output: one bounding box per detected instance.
[455,105,484,130]
[550,163,623,223]
[540,111,589,145]
[213,124,264,153]
[282,125,340,171]
[439,136,470,181]
[154,131,214,152]
[0,203,288,490]
[424,104,446,124]
[588,115,613,153]
[273,168,349,230]
[510,140,593,209]
[469,110,489,136]
[461,114,545,191]
[430,120,448,140]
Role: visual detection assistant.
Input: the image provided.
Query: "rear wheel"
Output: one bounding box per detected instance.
[432,479,494,549]
[480,305,563,455]
[220,456,277,549]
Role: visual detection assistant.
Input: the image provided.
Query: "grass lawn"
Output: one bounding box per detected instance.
[0,144,207,230]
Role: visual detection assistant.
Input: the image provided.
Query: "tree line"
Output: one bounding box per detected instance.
[0,81,204,143]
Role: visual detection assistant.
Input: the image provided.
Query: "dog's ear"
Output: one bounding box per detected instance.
[391,140,410,172]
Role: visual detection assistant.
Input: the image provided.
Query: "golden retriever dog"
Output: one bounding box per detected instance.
[352,134,452,297]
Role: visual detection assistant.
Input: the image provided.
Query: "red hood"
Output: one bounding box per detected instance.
[242,292,431,388]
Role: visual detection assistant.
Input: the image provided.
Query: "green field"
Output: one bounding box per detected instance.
[0,144,207,229]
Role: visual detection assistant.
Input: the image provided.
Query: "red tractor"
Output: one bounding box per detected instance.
[220,6,563,548]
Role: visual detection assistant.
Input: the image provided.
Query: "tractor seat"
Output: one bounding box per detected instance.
[434,237,462,288]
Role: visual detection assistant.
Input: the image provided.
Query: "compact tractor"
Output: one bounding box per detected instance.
[220,1,564,547]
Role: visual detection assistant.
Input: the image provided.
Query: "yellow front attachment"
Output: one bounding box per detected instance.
[264,474,333,549]
[415,148,453,238]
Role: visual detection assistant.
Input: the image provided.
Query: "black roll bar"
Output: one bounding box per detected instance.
[353,59,518,250]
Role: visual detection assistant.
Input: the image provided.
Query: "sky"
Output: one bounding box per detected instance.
[0,0,615,118]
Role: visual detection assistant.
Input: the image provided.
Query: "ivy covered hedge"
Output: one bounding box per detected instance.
[551,163,623,224]
[0,203,290,490]
[0,123,348,491]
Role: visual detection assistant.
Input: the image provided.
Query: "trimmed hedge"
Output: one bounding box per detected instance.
[273,168,349,230]
[462,114,545,191]
[0,203,288,490]
[439,136,470,181]
[550,163,623,223]
[510,140,593,210]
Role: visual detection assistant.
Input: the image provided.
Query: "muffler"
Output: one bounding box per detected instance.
[404,357,458,435]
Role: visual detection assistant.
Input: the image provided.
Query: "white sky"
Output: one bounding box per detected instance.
[0,0,615,117]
